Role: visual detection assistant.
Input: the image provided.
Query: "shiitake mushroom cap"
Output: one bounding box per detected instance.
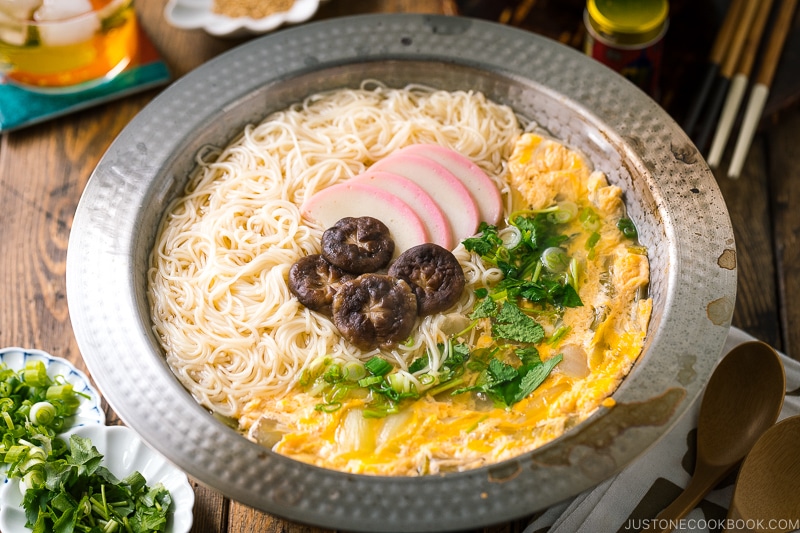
[288,254,355,313]
[388,243,466,316]
[332,274,418,350]
[321,216,395,273]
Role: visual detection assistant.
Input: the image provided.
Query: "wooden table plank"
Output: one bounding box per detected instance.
[768,110,800,361]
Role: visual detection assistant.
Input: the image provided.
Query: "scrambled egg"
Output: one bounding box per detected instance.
[241,133,652,476]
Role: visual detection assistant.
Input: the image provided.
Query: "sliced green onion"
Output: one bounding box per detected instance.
[531,260,543,282]
[579,207,601,231]
[548,325,571,345]
[315,402,342,413]
[46,383,75,403]
[428,377,465,397]
[548,201,578,223]
[465,415,489,433]
[585,231,601,250]
[357,376,384,387]
[323,363,344,383]
[541,247,570,273]
[3,444,27,464]
[364,357,393,377]
[617,217,638,239]
[343,362,366,382]
[568,257,582,290]
[22,361,49,388]
[21,469,44,491]
[387,374,414,395]
[306,376,329,397]
[2,410,13,430]
[29,401,57,426]
[419,373,436,386]
[498,226,522,250]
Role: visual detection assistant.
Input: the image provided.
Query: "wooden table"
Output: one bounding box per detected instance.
[1,1,798,532]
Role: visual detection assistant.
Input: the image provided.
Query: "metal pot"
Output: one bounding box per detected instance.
[66,14,736,532]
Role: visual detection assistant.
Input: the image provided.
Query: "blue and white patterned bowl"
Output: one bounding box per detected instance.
[0,347,105,482]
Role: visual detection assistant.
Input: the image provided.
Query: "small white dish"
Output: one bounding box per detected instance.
[0,347,105,481]
[0,425,195,533]
[164,0,321,38]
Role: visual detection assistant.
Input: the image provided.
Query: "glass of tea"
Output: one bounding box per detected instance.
[0,0,138,93]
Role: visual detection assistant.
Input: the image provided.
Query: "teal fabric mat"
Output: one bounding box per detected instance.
[1,19,171,133]
[0,59,170,132]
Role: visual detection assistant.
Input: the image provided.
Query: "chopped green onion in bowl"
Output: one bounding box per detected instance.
[0,425,195,533]
[0,348,194,532]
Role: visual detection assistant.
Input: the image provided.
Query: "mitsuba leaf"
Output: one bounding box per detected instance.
[68,434,104,475]
[559,283,583,308]
[507,353,563,405]
[454,352,562,409]
[470,297,498,320]
[486,359,518,385]
[515,346,542,366]
[518,279,583,308]
[491,302,545,344]
[408,357,428,374]
[463,222,503,257]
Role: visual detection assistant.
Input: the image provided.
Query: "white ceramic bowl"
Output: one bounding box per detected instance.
[164,0,321,37]
[0,425,194,533]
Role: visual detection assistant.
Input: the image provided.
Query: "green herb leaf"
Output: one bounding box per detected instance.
[470,297,498,320]
[408,357,428,374]
[463,222,503,257]
[507,353,563,405]
[486,359,518,385]
[491,302,545,344]
[515,346,542,366]
[453,351,562,408]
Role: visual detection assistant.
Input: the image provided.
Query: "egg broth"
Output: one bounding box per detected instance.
[239,132,652,476]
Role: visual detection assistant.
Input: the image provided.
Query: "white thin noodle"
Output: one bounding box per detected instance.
[147,82,522,417]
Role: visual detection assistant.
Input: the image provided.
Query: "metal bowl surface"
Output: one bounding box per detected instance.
[66,14,736,533]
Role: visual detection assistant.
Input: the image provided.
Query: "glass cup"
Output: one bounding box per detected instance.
[0,0,138,93]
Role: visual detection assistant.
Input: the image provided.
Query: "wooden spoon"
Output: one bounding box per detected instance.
[643,341,785,532]
[724,415,800,533]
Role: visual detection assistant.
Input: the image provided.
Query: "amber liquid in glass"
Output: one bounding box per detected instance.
[0,0,138,90]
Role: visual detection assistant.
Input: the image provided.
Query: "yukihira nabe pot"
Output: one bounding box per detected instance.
[66,13,737,533]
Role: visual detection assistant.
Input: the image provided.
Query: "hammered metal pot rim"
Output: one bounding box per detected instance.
[66,14,736,532]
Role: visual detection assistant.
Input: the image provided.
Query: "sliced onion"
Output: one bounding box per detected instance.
[556,344,590,379]
[248,416,286,449]
[376,409,412,448]
[336,408,376,453]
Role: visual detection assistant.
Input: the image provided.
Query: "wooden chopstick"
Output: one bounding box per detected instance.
[683,0,747,137]
[729,0,799,179]
[694,0,759,152]
[706,0,774,168]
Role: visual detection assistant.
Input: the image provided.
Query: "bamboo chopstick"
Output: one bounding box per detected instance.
[683,0,747,137]
[706,0,774,168]
[728,0,799,179]
[694,0,759,152]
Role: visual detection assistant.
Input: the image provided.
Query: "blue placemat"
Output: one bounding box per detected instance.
[0,21,170,132]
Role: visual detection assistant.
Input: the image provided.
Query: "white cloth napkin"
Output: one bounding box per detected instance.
[525,327,800,533]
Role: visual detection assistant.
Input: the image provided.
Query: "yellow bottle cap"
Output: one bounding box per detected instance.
[586,0,669,45]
